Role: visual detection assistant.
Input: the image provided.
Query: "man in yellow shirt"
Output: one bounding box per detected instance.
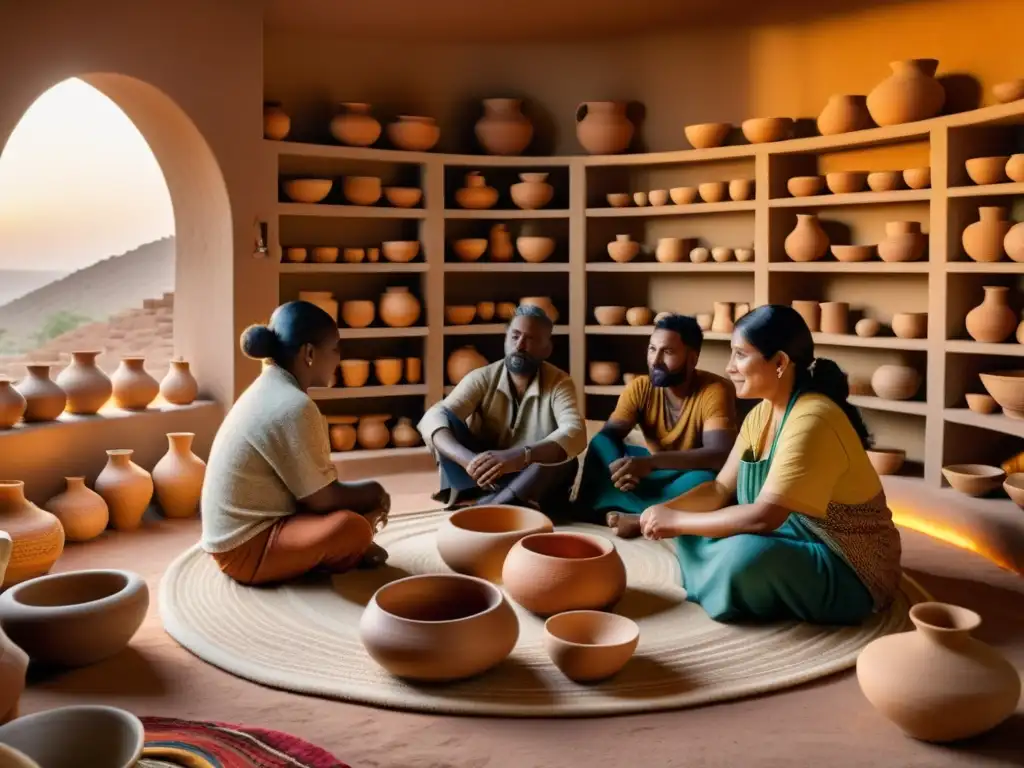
[572,313,738,534]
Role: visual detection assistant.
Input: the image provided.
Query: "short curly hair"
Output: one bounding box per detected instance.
[654,312,703,354]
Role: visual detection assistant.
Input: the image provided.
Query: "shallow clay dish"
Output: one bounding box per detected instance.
[867,448,906,476]
[384,186,422,208]
[0,705,143,768]
[831,245,875,262]
[544,610,640,683]
[993,79,1024,104]
[941,464,1006,497]
[435,505,554,582]
[979,370,1024,419]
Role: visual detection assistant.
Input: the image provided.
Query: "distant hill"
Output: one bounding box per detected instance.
[0,270,68,306]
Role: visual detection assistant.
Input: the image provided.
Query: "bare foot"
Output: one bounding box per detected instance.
[359,542,389,569]
[606,512,642,539]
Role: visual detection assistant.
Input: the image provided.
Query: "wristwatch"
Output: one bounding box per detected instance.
[522,446,532,467]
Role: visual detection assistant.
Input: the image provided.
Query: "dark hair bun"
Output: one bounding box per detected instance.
[240,324,278,359]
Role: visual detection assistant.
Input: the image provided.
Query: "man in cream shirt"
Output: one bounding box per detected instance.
[418,305,586,512]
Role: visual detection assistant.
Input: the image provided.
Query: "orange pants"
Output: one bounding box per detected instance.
[212,509,374,586]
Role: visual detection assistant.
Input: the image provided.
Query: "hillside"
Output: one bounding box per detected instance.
[0,270,68,306]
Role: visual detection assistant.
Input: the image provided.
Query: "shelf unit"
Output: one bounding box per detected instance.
[266,98,1024,483]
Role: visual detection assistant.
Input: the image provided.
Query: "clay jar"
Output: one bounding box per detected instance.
[43,477,109,542]
[608,234,640,263]
[329,102,381,147]
[391,417,421,448]
[490,223,513,261]
[791,301,821,332]
[871,365,922,401]
[962,207,1011,262]
[55,351,111,415]
[14,364,66,422]
[965,286,1017,343]
[436,505,554,582]
[454,172,498,209]
[95,449,154,532]
[626,307,653,326]
[263,101,290,140]
[386,115,440,151]
[655,237,685,263]
[0,482,64,588]
[784,214,829,262]
[866,59,945,126]
[152,432,206,519]
[0,379,26,429]
[327,416,358,452]
[357,415,391,450]
[509,173,553,210]
[878,221,927,263]
[1005,221,1024,263]
[159,359,199,406]
[856,602,1021,742]
[379,286,421,328]
[502,532,627,616]
[447,346,488,385]
[475,98,533,155]
[711,302,734,333]
[575,101,634,155]
[819,302,849,334]
[110,357,159,411]
[817,94,872,135]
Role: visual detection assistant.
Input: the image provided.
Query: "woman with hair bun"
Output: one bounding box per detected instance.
[200,300,391,585]
[638,304,901,624]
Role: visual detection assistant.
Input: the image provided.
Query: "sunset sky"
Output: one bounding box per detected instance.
[0,77,174,273]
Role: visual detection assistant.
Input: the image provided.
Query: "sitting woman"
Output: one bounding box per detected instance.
[634,304,902,624]
[200,300,391,586]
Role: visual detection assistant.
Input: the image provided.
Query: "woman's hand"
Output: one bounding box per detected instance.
[609,456,654,491]
[639,504,681,541]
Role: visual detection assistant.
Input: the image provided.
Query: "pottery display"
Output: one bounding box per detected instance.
[698,181,727,203]
[263,101,290,140]
[455,171,498,209]
[594,306,627,326]
[152,432,206,519]
[0,704,144,768]
[0,379,26,429]
[391,417,421,448]
[878,221,927,263]
[867,448,906,476]
[490,223,514,261]
[110,357,159,411]
[979,370,1024,418]
[357,415,391,450]
[607,234,639,263]
[1006,154,1024,183]
[386,115,440,151]
[626,307,653,326]
[447,346,488,385]
[942,464,1005,496]
[544,610,639,683]
[711,302,734,333]
[684,122,730,149]
[519,296,558,322]
[866,59,945,126]
[817,94,872,135]
[655,237,685,263]
[510,173,553,210]
[343,175,382,206]
[94,449,154,532]
[871,364,922,401]
[43,477,108,543]
[327,416,358,452]
[475,98,532,155]
[784,214,829,262]
[826,171,868,194]
[791,300,821,332]
[0,532,28,724]
[903,167,931,189]
[379,286,421,328]
[14,364,66,422]
[283,178,332,204]
[516,236,555,263]
[0,482,63,588]
[891,312,927,340]
[55,351,111,415]
[589,361,620,385]
[360,573,518,682]
[436,505,554,582]
[965,286,1017,343]
[741,117,793,143]
[962,206,1011,262]
[329,102,381,147]
[158,358,199,406]
[575,101,633,154]
[1005,221,1024,263]
[819,302,849,334]
[502,532,627,616]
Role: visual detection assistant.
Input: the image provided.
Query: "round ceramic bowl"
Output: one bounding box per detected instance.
[452,238,487,262]
[339,359,370,387]
[0,570,148,668]
[384,186,423,208]
[728,179,754,201]
[1003,473,1024,508]
[436,505,554,582]
[544,610,639,683]
[787,176,825,197]
[381,240,420,263]
[979,371,1024,419]
[342,175,382,206]
[891,312,928,339]
[867,171,902,192]
[340,300,375,328]
[0,705,143,768]
[516,236,555,263]
[965,393,998,414]
[593,306,627,326]
[359,573,519,682]
[310,246,338,264]
[283,178,332,203]
[903,167,931,189]
[867,448,906,476]
[965,156,1010,186]
[684,122,731,149]
[741,117,793,144]
[669,186,698,205]
[826,171,868,194]
[588,361,621,386]
[444,305,476,325]
[831,245,875,262]
[697,181,727,203]
[735,247,754,263]
[941,464,1006,497]
[606,192,631,208]
[648,189,669,206]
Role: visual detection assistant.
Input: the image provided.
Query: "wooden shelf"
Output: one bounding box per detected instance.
[769,189,931,208]
[849,395,928,416]
[585,325,731,341]
[443,208,569,219]
[336,327,429,339]
[946,261,1024,272]
[946,340,1024,356]
[272,140,571,167]
[943,408,1024,439]
[584,385,626,395]
[586,201,756,217]
[769,261,930,273]
[279,262,427,273]
[443,262,569,272]
[277,203,426,218]
[443,324,569,335]
[585,262,755,273]
[812,333,929,351]
[310,385,427,400]
[947,182,1024,198]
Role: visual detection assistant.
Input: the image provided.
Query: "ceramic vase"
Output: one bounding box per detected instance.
[962,207,1011,263]
[607,234,640,263]
[94,449,154,532]
[856,602,1021,742]
[509,173,553,210]
[784,214,829,262]
[866,59,945,126]
[711,302,734,333]
[817,94,872,135]
[878,221,927,263]
[454,172,498,209]
[0,532,28,723]
[1005,222,1024,263]
[159,359,199,405]
[489,223,513,262]
[152,433,206,519]
[14,364,66,422]
[110,358,159,411]
[0,379,26,429]
[0,481,64,588]
[379,287,421,328]
[43,477,108,543]
[820,302,850,334]
[965,286,1017,343]
[55,351,111,415]
[391,418,421,448]
[330,102,381,147]
[263,101,290,141]
[475,98,533,155]
[447,346,488,385]
[575,101,634,155]
[357,415,390,450]
[327,416,358,452]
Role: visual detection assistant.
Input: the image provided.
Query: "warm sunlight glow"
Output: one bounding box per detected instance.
[891,502,1014,572]
[0,78,173,273]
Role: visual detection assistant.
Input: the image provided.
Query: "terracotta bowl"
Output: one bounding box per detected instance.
[735,247,754,263]
[826,171,868,194]
[684,122,731,149]
[384,186,423,208]
[606,192,631,208]
[669,186,698,205]
[689,246,710,263]
[698,181,727,203]
[342,175,382,206]
[871,364,921,401]
[626,306,653,326]
[741,117,793,144]
[544,610,640,683]
[436,505,554,582]
[856,318,880,337]
[341,300,375,328]
[867,171,902,192]
[729,179,754,201]
[711,247,733,263]
[787,176,825,197]
[0,705,144,768]
[342,247,365,263]
[979,370,1024,419]
[867,448,906,476]
[340,359,370,387]
[452,238,487,262]
[516,236,555,263]
[966,156,1010,186]
[594,306,627,326]
[359,573,518,682]
[966,393,998,414]
[993,79,1024,104]
[0,570,147,668]
[311,246,338,263]
[283,246,307,263]
[942,464,1006,497]
[283,178,332,203]
[588,361,621,385]
[445,305,477,325]
[648,189,669,206]
[891,312,928,339]
[831,244,875,262]
[1003,473,1024,508]
[903,167,931,189]
[374,358,403,386]
[381,241,420,263]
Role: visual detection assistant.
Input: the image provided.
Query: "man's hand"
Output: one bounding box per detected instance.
[348,480,390,516]
[639,504,679,541]
[467,449,527,489]
[609,455,654,492]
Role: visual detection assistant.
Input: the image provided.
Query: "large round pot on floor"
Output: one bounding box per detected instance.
[359,573,519,682]
[0,569,149,668]
[436,505,553,582]
[0,704,144,768]
[502,532,627,616]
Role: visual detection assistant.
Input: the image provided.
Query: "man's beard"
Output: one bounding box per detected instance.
[650,363,688,388]
[505,352,539,376]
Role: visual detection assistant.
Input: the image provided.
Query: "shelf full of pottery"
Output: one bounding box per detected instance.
[444,298,563,332]
[948,368,1024,440]
[595,235,754,267]
[314,356,424,400]
[324,413,424,454]
[949,150,1024,195]
[447,225,558,265]
[0,355,199,429]
[282,240,422,266]
[590,179,755,216]
[787,301,929,351]
[297,286,424,337]
[769,168,932,207]
[444,170,567,215]
[278,175,425,215]
[957,204,1024,264]
[587,305,739,340]
[779,211,928,265]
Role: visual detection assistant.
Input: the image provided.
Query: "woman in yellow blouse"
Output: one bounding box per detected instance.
[639,305,902,624]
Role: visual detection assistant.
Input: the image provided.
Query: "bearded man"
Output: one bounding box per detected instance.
[572,312,737,537]
[417,304,585,512]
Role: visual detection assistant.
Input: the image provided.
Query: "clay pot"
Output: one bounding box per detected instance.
[993,80,1024,103]
[43,477,108,543]
[878,221,927,263]
[359,573,518,682]
[447,346,488,385]
[1006,154,1024,183]
[690,247,710,264]
[496,302,516,321]
[871,365,921,401]
[608,234,639,263]
[159,359,199,406]
[327,416,358,452]
[966,394,998,415]
[475,98,533,155]
[544,610,639,683]
[14,364,66,422]
[405,358,422,384]
[606,192,631,207]
[735,247,754,263]
[711,302,734,333]
[374,358,403,386]
[386,115,440,151]
[819,302,849,334]
[891,312,928,339]
[826,171,869,194]
[263,101,290,140]
[856,318,880,337]
[633,192,648,207]
[283,247,306,263]
[648,189,669,206]
[787,176,824,197]
[589,361,620,385]
[94,450,154,532]
[455,171,498,209]
[698,181,728,203]
[942,464,1005,497]
[791,301,821,332]
[1005,222,1024,263]
[516,236,555,263]
[593,306,627,326]
[903,167,931,189]
[357,415,391,450]
[436,505,554,582]
[340,360,370,387]
[391,417,420,448]
[670,186,698,204]
[868,171,902,192]
[0,532,27,723]
[0,379,26,429]
[329,102,381,147]
[110,358,158,411]
[340,300,373,328]
[283,178,332,204]
[379,286,421,328]
[966,286,1017,343]
[490,223,514,262]
[784,214,829,262]
[0,482,64,588]
[55,351,111,415]
[384,187,422,208]
[152,433,206,519]
[740,117,792,143]
[626,307,653,326]
[963,207,1011,262]
[711,247,734,263]
[817,94,872,135]
[519,296,558,323]
[575,101,634,154]
[1004,474,1024,508]
[655,237,685,263]
[684,122,730,149]
[980,371,1024,419]
[510,173,553,210]
[343,176,382,206]
[867,449,906,476]
[0,704,144,768]
[728,179,754,201]
[452,238,486,262]
[965,156,1009,186]
[476,301,496,322]
[866,59,945,126]
[502,532,627,616]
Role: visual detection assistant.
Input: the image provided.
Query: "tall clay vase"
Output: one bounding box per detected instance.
[95,450,154,532]
[152,433,206,519]
[575,101,634,155]
[962,207,1011,262]
[866,59,945,126]
[0,379,26,429]
[965,286,1018,343]
[329,102,381,147]
[0,481,64,588]
[43,477,109,542]
[55,351,111,415]
[14,364,66,422]
[817,94,872,135]
[856,602,1021,742]
[784,214,829,262]
[475,98,533,155]
[111,357,159,410]
[159,359,199,406]
[0,532,28,723]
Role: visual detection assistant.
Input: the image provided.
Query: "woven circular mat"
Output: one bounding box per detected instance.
[160,508,927,717]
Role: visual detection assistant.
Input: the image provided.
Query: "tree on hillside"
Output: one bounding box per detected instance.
[31,310,92,347]
[0,329,13,355]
